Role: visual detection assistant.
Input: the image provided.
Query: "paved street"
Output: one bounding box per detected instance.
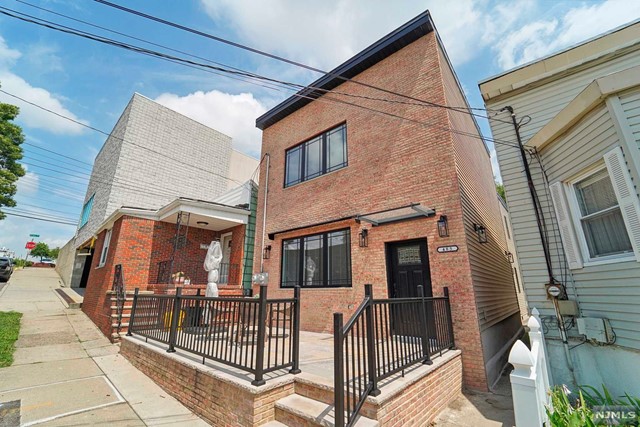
[0,268,208,426]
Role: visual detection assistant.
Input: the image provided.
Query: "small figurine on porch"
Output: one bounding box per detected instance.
[204,240,223,298]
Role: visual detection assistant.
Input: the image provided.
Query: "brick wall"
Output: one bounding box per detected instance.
[121,337,295,426]
[253,32,488,389]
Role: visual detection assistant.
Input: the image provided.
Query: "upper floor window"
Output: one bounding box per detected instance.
[281,228,351,288]
[550,147,640,269]
[80,194,95,228]
[285,124,347,187]
[572,168,632,259]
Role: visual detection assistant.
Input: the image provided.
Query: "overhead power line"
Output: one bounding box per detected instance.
[23,142,94,167]
[0,6,520,149]
[93,0,504,121]
[1,211,77,226]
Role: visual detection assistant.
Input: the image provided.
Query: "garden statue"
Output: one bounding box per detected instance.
[204,240,223,298]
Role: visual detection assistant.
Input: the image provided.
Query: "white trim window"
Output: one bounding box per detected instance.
[98,229,112,268]
[550,147,640,268]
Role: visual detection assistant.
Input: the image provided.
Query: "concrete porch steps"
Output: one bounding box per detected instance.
[274,394,378,427]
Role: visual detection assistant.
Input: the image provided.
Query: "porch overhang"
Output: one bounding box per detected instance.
[356,203,436,226]
[157,198,250,231]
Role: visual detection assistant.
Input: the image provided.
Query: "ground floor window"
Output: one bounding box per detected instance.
[281,228,351,288]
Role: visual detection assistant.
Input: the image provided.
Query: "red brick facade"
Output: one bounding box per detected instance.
[82,215,247,338]
[253,32,490,389]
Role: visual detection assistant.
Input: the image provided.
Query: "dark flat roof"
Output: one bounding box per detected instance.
[255,11,434,130]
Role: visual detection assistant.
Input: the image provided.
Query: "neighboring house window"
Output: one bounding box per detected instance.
[550,147,640,268]
[80,195,95,227]
[572,168,632,259]
[98,229,112,267]
[284,124,347,187]
[281,229,351,288]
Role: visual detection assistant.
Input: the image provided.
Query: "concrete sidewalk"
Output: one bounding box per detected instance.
[0,268,209,426]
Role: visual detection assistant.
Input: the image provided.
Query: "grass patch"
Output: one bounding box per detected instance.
[0,311,22,367]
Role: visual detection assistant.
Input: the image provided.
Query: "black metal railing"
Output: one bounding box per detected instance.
[155,260,239,285]
[112,264,126,332]
[334,285,455,427]
[127,284,301,385]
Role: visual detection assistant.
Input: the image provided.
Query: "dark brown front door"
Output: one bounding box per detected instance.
[386,240,432,337]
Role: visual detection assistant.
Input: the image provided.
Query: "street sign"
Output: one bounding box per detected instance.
[25,241,36,250]
[29,234,39,238]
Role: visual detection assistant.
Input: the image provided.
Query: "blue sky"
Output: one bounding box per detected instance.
[0,0,638,256]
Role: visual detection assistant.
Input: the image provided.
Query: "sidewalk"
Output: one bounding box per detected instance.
[0,268,209,427]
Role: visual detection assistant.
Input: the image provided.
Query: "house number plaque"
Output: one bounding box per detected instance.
[437,245,459,253]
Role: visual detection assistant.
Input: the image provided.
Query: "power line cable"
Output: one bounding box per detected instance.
[92,0,505,121]
[0,7,519,148]
[22,141,94,167]
[14,201,79,216]
[4,207,77,222]
[1,211,77,226]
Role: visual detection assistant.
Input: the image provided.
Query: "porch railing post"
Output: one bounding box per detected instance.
[364,284,380,396]
[252,284,268,386]
[444,287,456,349]
[126,287,139,337]
[334,313,345,427]
[167,287,182,353]
[290,285,301,374]
[418,285,433,365]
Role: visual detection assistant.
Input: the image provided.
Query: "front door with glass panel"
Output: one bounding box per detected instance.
[220,233,232,284]
[386,240,433,338]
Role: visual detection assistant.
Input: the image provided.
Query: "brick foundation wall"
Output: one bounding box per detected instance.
[373,352,463,426]
[121,337,295,426]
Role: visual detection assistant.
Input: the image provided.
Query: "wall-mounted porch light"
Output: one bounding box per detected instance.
[437,215,449,238]
[474,224,488,243]
[196,221,209,226]
[263,245,272,260]
[359,228,369,248]
[505,251,514,263]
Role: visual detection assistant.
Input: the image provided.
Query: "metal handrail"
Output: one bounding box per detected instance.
[127,284,301,385]
[112,264,126,332]
[334,284,455,427]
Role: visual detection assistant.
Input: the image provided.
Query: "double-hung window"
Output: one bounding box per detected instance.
[572,168,632,259]
[550,147,640,268]
[281,229,351,288]
[98,229,112,268]
[284,124,347,187]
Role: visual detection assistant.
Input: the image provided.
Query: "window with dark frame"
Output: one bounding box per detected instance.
[281,229,351,288]
[284,124,347,187]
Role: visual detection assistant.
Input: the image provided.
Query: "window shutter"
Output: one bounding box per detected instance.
[549,182,583,269]
[604,147,640,262]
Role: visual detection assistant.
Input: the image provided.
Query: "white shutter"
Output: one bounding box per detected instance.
[549,182,583,269]
[604,147,640,262]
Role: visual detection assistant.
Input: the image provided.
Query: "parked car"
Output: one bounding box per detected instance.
[0,257,13,282]
[40,258,56,267]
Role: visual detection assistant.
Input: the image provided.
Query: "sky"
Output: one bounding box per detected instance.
[0,0,638,257]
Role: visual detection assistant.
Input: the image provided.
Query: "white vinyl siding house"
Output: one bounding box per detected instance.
[479,21,640,395]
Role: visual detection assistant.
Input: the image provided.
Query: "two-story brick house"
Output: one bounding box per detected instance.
[252,11,521,390]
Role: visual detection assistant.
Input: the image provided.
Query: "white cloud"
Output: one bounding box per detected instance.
[155,89,266,157]
[200,0,504,68]
[0,72,88,135]
[0,36,21,66]
[494,0,640,69]
[0,34,88,135]
[16,168,39,196]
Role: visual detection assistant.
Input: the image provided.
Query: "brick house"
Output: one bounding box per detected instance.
[252,11,521,390]
[82,181,258,340]
[56,93,258,291]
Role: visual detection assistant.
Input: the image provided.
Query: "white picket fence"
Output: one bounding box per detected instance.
[508,308,552,427]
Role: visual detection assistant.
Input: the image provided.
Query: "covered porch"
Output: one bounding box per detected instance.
[148,197,252,295]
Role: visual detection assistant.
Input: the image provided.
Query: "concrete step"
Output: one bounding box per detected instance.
[275,394,378,427]
[260,421,288,427]
[295,374,335,406]
[54,288,83,309]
